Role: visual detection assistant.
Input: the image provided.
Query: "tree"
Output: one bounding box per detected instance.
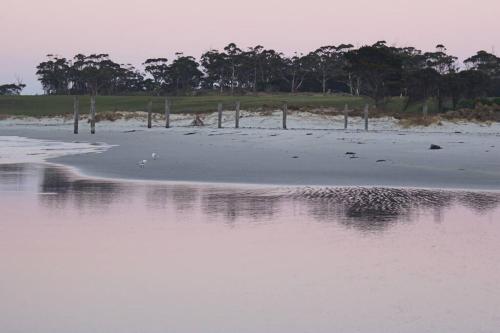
[33,43,498,103]
[245,45,264,93]
[345,42,403,106]
[36,55,70,95]
[0,83,26,95]
[143,58,170,95]
[200,49,229,92]
[223,43,242,95]
[424,44,457,75]
[310,44,352,94]
[465,51,500,96]
[169,53,202,94]
[403,68,440,108]
[465,51,499,76]
[286,53,315,93]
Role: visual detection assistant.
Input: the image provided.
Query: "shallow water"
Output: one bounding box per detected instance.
[1,163,500,333]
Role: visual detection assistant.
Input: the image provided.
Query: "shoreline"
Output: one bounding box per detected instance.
[39,161,500,193]
[1,115,500,191]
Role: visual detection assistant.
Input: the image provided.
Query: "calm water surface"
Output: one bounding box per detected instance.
[1,163,500,333]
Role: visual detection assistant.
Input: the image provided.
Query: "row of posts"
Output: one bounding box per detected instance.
[72,96,427,134]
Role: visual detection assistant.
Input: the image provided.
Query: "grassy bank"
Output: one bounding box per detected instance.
[0,94,375,117]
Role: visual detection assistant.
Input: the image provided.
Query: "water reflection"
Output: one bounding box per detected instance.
[0,164,32,190]
[2,163,500,231]
[297,187,455,231]
[38,166,125,212]
[2,163,500,333]
[201,189,282,223]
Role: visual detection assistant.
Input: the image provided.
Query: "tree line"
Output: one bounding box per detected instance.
[34,41,500,110]
[0,83,26,95]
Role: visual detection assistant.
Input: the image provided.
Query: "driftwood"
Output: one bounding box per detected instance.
[191,115,205,126]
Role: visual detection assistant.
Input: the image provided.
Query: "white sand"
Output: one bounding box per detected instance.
[1,110,499,134]
[1,111,499,189]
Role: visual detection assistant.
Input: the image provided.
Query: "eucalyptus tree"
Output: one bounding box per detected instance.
[421,45,458,110]
[310,44,353,94]
[200,49,228,92]
[424,45,458,75]
[0,83,25,95]
[223,43,243,95]
[257,49,287,91]
[143,58,170,95]
[397,46,428,98]
[79,54,122,95]
[345,41,403,106]
[33,43,499,102]
[464,50,500,85]
[239,45,264,93]
[465,51,500,96]
[36,55,70,95]
[169,53,203,94]
[403,68,440,108]
[115,64,146,94]
[286,52,315,93]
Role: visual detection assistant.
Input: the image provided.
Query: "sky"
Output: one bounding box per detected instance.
[1,0,499,94]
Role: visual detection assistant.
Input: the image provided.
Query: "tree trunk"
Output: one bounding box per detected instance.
[348,73,353,95]
[90,95,96,134]
[253,67,257,94]
[322,72,326,94]
[231,65,235,96]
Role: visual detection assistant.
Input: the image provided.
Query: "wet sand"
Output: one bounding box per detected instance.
[1,117,499,189]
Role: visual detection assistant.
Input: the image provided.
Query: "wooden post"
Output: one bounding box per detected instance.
[147,100,152,128]
[165,97,171,128]
[235,101,240,128]
[73,96,79,134]
[364,104,369,131]
[343,104,348,130]
[282,102,287,129]
[218,103,223,128]
[90,95,96,134]
[423,102,429,119]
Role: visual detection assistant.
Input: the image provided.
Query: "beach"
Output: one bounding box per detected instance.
[1,111,499,190]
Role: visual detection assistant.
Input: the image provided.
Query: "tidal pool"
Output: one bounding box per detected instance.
[1,163,499,333]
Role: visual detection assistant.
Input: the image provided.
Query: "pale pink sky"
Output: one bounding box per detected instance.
[1,0,499,94]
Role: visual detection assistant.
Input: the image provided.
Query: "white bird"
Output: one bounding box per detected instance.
[138,159,147,168]
[152,152,159,160]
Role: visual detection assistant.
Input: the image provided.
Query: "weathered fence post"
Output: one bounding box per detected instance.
[235,101,240,128]
[282,102,288,129]
[90,95,96,134]
[364,104,369,131]
[217,103,223,128]
[73,96,79,134]
[343,104,348,130]
[423,102,428,119]
[147,100,153,128]
[165,97,171,128]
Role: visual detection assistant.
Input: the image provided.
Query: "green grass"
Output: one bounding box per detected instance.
[0,94,371,117]
[385,98,437,115]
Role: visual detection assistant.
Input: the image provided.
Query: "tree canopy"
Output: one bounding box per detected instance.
[0,83,25,95]
[34,43,500,109]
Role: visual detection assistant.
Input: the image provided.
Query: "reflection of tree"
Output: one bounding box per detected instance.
[457,192,500,214]
[171,186,199,213]
[39,165,123,212]
[144,186,200,216]
[201,189,281,223]
[296,187,485,232]
[0,164,29,188]
[14,164,499,232]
